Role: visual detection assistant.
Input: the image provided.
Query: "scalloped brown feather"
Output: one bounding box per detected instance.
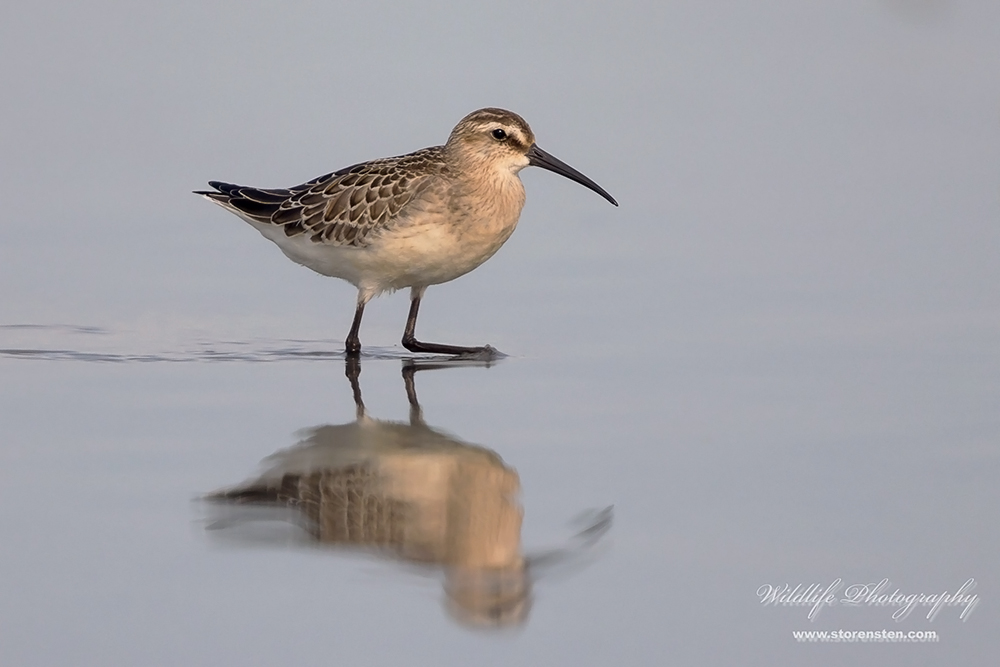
[203,146,447,246]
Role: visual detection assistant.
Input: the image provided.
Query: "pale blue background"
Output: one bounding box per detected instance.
[1,1,997,664]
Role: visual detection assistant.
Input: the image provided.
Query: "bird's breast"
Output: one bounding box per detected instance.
[362,175,526,290]
[445,173,526,263]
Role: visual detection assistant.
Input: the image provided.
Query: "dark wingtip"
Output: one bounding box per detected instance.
[194,186,230,203]
[195,181,240,200]
[208,181,243,194]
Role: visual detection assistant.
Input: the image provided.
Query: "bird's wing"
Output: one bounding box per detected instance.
[196,146,447,246]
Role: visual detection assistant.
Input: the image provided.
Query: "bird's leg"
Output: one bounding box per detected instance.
[401,287,497,356]
[345,299,366,357]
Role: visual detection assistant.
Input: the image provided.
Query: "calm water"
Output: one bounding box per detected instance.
[2,1,998,664]
[1,320,995,664]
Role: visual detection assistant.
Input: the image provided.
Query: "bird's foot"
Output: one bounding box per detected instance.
[402,338,504,359]
[344,338,362,358]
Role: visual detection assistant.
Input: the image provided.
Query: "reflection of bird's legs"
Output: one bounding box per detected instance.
[345,356,365,420]
[401,362,424,425]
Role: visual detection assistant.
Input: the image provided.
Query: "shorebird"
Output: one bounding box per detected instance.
[195,108,618,357]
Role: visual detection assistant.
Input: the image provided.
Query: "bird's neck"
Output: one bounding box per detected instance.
[449,154,525,210]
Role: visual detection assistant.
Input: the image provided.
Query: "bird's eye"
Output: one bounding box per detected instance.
[491,128,508,141]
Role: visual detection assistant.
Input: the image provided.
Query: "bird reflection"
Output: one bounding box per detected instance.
[204,358,611,628]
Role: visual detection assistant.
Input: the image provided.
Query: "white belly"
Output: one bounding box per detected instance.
[249,208,520,297]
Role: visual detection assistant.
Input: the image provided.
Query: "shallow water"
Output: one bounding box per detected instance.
[1,320,996,664]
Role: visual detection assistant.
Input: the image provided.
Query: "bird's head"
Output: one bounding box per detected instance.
[446,108,618,206]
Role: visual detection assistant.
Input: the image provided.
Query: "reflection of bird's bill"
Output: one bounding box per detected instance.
[568,506,615,545]
[524,506,614,578]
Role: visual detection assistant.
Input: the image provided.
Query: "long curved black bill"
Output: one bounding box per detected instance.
[526,144,618,206]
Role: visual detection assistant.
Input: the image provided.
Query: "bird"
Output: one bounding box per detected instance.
[195,108,618,357]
